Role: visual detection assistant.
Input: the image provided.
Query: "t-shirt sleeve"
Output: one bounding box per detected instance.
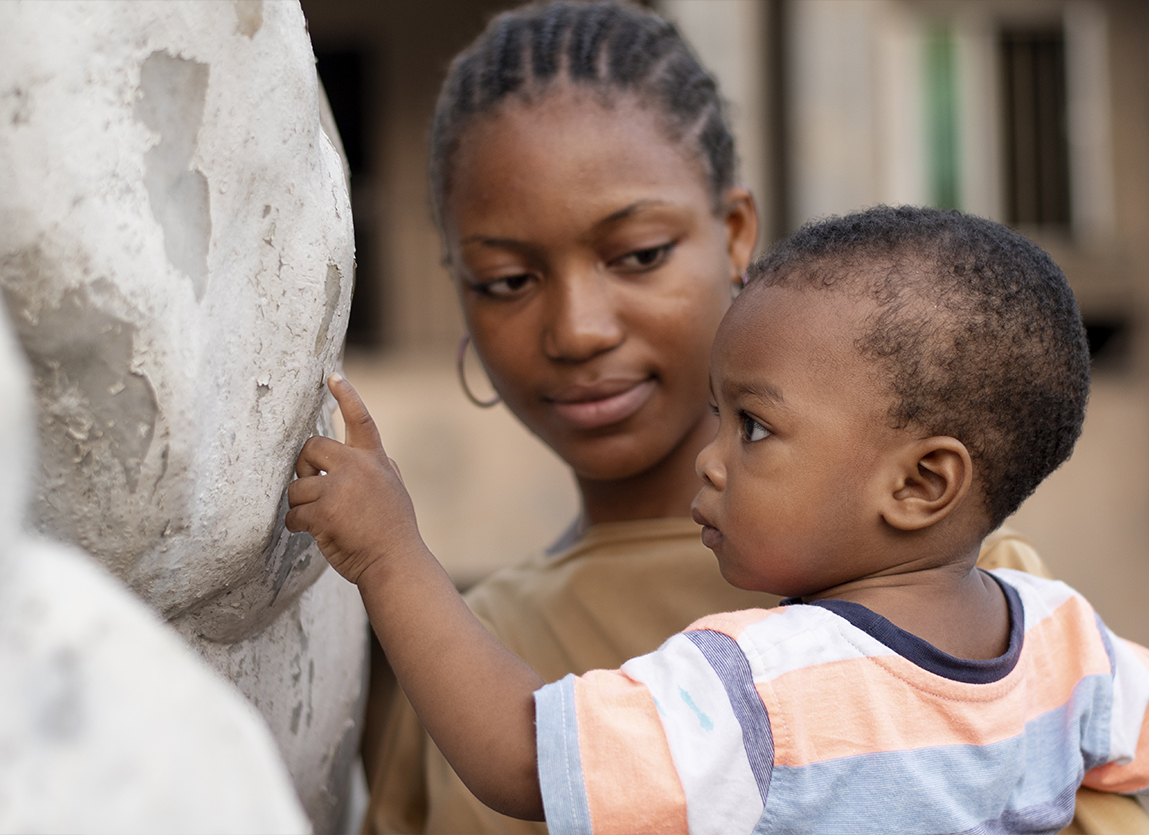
[534,631,771,835]
[1082,629,1149,795]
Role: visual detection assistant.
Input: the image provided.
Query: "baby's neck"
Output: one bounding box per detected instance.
[805,562,1010,661]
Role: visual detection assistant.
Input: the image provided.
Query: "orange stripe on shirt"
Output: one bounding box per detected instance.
[1084,639,1149,794]
[765,594,1113,767]
[574,670,689,835]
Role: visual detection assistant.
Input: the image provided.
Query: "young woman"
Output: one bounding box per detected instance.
[360,3,1147,833]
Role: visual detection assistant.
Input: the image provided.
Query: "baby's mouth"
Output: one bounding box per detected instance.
[691,506,723,550]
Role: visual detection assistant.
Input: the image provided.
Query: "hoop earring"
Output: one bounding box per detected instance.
[456,334,500,408]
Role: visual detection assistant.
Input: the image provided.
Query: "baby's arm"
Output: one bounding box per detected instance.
[285,375,545,821]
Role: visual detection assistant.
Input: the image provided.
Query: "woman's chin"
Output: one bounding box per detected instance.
[570,457,655,484]
[562,438,667,484]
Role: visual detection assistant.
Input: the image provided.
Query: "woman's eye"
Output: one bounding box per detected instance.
[612,242,675,272]
[472,274,533,298]
[741,414,770,442]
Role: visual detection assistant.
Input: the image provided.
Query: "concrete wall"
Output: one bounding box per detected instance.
[0,259,308,833]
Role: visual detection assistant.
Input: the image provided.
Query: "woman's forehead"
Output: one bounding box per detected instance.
[444,90,711,223]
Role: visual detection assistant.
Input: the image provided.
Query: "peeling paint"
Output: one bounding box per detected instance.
[306,658,314,728]
[1,279,157,493]
[1,3,360,830]
[135,52,211,300]
[265,493,317,604]
[149,443,170,500]
[234,0,263,38]
[313,263,341,356]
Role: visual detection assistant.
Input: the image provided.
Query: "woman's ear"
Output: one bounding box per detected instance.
[881,436,973,531]
[721,186,758,279]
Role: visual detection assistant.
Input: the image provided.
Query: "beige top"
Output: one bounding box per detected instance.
[362,519,1149,835]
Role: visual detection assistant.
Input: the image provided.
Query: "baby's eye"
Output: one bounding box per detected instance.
[708,402,719,416]
[471,274,534,298]
[612,242,675,272]
[740,413,770,442]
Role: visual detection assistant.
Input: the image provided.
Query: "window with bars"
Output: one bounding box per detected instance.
[1000,27,1071,228]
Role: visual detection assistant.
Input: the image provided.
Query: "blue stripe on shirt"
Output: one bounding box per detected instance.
[685,629,775,805]
[535,674,593,835]
[757,675,1111,834]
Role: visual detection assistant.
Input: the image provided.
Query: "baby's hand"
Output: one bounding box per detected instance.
[286,374,421,585]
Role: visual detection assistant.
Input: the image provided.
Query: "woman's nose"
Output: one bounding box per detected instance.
[542,270,624,362]
[696,439,725,489]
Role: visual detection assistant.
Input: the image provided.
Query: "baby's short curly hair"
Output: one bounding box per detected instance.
[749,205,1090,530]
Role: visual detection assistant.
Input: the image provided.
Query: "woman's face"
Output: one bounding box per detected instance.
[442,89,757,482]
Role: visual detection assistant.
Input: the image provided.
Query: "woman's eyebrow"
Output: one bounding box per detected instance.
[458,234,533,253]
[595,199,672,229]
[460,199,675,249]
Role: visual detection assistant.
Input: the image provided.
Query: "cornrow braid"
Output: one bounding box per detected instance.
[429,0,736,230]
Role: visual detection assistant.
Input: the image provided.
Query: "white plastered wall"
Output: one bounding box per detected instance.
[0,295,311,834]
[0,2,368,830]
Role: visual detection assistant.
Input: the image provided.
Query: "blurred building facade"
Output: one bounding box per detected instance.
[300,0,1149,643]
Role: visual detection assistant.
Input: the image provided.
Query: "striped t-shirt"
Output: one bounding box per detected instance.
[534,569,1149,834]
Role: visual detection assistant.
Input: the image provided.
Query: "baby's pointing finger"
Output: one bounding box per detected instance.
[327,373,383,451]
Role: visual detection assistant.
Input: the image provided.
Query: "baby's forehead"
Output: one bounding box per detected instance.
[717,281,883,373]
[712,282,907,425]
[728,276,880,334]
[734,254,941,337]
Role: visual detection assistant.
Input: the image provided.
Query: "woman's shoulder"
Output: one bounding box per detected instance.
[462,517,752,613]
[464,517,707,596]
[461,517,778,678]
[976,526,1053,579]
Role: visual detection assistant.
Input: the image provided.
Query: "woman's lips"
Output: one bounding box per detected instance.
[549,378,656,430]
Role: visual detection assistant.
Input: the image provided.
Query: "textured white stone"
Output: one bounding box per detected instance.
[0,2,367,830]
[0,300,310,835]
[175,564,369,831]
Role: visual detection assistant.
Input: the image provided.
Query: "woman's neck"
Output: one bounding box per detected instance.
[574,411,716,532]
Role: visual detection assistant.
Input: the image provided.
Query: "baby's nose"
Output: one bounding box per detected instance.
[695,441,725,490]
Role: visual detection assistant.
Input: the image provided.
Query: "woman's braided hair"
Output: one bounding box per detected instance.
[429,0,736,229]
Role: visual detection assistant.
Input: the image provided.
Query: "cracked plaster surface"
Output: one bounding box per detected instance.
[0,3,367,830]
[0,295,310,834]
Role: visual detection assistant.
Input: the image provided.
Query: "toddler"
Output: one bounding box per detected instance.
[288,206,1149,833]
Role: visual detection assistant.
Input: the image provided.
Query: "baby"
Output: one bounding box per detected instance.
[288,206,1149,833]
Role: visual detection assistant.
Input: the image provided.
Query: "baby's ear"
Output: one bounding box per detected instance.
[881,437,973,531]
